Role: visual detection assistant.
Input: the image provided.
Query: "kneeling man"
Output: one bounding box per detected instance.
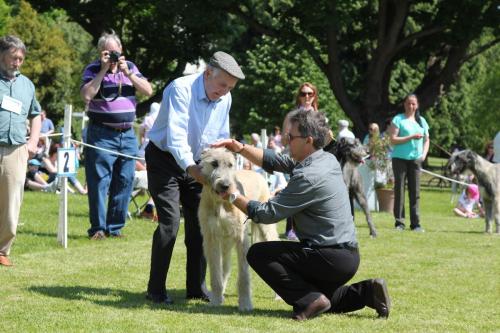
[212,109,391,321]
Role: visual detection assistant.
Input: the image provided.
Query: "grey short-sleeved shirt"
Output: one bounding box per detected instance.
[247,149,357,247]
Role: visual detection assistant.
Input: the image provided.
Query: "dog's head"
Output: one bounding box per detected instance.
[200,148,237,195]
[331,137,368,164]
[447,150,476,176]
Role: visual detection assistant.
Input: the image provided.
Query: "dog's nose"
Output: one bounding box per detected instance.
[219,184,229,192]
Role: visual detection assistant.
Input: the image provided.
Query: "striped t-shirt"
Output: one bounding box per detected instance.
[81,60,145,129]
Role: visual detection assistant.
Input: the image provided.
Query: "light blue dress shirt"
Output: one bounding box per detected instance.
[148,72,231,171]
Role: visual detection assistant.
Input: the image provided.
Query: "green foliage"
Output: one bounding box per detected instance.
[0,0,11,36]
[6,1,78,125]
[426,42,500,155]
[231,35,344,136]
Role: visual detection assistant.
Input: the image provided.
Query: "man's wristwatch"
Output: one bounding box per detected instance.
[229,191,240,204]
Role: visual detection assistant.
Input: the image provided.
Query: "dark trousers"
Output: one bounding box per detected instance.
[247,241,376,313]
[145,143,206,296]
[392,157,421,229]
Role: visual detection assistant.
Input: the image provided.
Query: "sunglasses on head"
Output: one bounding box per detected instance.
[300,91,314,97]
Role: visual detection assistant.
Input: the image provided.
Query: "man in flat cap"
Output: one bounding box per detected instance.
[145,51,244,304]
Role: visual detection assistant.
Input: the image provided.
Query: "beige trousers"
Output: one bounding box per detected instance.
[0,144,28,256]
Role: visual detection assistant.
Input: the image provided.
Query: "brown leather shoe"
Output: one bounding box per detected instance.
[292,294,331,321]
[372,278,391,318]
[0,255,13,267]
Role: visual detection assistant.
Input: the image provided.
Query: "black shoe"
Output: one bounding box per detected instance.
[292,294,331,321]
[371,278,391,318]
[146,292,174,305]
[186,292,210,302]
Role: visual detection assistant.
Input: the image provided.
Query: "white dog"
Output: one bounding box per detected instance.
[198,148,279,311]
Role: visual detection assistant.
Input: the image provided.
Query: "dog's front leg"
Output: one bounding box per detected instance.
[202,223,225,306]
[236,231,253,311]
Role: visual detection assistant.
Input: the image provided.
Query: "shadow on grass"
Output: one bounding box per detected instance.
[28,285,291,318]
[17,230,87,240]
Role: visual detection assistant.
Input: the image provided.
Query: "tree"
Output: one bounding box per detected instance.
[28,0,499,141]
[7,1,78,123]
[220,0,499,138]
[231,35,345,136]
[29,0,247,115]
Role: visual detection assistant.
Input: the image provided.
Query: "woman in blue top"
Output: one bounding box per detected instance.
[389,94,430,232]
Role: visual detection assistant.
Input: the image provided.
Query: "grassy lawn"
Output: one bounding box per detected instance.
[1,177,499,332]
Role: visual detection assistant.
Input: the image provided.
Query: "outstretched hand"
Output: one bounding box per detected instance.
[210,139,244,153]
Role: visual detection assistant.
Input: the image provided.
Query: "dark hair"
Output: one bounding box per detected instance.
[287,108,330,149]
[406,94,423,127]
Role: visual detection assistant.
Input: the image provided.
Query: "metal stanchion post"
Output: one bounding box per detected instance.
[57,104,72,248]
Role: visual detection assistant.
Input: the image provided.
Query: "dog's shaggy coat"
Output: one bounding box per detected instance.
[198,148,279,311]
[327,138,377,237]
[447,150,500,234]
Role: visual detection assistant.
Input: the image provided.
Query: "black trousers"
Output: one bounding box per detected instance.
[392,157,421,229]
[145,143,206,296]
[247,241,376,313]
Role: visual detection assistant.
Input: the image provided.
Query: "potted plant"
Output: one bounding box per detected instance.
[366,134,394,212]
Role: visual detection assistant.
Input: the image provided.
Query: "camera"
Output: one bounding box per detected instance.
[108,50,121,63]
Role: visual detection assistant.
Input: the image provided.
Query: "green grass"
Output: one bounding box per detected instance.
[1,185,499,332]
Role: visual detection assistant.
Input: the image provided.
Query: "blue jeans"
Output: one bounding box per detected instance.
[84,124,137,236]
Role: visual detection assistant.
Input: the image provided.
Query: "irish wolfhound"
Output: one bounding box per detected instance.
[327,137,377,237]
[198,148,279,311]
[447,150,500,234]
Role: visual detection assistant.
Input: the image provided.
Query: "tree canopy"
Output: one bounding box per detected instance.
[27,0,500,151]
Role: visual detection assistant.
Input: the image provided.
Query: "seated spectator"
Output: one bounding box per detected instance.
[453,184,484,218]
[46,143,87,195]
[25,159,58,192]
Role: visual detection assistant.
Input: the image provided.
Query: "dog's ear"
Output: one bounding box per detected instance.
[200,148,211,160]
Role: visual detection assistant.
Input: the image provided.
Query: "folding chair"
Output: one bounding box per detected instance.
[129,170,152,218]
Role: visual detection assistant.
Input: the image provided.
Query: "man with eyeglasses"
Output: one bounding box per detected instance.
[145,51,245,305]
[211,109,391,321]
[0,35,41,267]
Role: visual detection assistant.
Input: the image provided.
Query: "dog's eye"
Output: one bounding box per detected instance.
[228,163,233,168]
[211,161,218,168]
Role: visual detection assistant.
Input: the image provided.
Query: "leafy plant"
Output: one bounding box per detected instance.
[366,134,393,189]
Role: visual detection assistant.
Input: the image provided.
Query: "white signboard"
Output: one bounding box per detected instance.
[57,147,77,177]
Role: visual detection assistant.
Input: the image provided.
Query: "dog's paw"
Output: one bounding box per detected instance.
[238,299,253,312]
[209,294,224,306]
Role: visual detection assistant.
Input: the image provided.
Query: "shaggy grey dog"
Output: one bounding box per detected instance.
[447,149,500,234]
[327,137,377,237]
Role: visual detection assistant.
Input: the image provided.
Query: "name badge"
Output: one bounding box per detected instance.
[1,95,23,114]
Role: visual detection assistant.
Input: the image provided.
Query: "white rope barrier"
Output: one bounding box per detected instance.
[71,138,145,161]
[420,168,470,186]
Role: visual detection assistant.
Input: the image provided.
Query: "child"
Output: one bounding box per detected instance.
[453,184,484,218]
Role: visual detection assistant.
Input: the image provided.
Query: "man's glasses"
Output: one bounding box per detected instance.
[287,133,307,142]
[299,91,314,97]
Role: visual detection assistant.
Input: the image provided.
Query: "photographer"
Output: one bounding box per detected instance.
[80,30,152,240]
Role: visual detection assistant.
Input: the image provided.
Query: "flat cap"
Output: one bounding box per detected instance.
[209,51,245,80]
